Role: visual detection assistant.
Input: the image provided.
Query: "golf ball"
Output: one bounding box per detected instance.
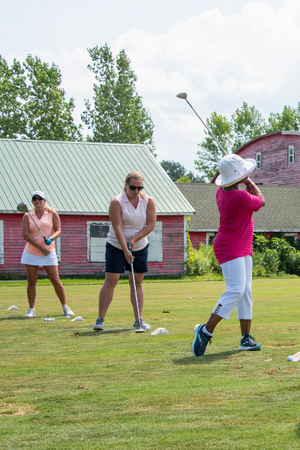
[66,315,70,319]
[287,356,293,361]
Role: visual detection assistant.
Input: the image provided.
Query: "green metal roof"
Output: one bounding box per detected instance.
[0,139,194,215]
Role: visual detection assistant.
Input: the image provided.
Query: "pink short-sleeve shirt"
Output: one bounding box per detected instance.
[213,187,263,265]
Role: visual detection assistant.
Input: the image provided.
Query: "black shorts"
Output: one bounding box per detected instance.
[105,243,149,274]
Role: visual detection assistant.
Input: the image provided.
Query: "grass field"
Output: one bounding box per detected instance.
[1,277,300,449]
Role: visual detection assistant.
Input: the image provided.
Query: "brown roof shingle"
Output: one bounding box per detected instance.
[176,183,300,232]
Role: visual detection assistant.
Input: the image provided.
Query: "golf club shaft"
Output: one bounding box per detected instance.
[27,211,46,242]
[185,99,227,155]
[128,248,141,323]
[130,262,141,322]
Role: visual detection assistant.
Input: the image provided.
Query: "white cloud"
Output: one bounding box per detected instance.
[108,0,300,170]
[2,0,300,173]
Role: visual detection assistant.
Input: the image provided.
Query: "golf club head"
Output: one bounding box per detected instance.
[135,327,145,333]
[176,92,187,100]
[17,202,29,213]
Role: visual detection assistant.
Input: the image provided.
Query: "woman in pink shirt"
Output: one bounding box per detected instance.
[192,154,265,356]
[21,190,74,318]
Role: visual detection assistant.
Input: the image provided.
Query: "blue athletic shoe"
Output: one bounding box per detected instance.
[238,334,261,351]
[192,324,212,356]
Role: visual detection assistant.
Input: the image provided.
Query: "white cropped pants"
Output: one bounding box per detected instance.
[212,255,253,321]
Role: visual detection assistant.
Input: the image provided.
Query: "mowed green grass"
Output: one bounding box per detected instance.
[1,277,300,449]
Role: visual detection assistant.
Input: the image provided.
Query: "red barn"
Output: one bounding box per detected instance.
[0,139,194,278]
[212,131,300,186]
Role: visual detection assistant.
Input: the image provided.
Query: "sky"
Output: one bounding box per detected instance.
[2,0,300,175]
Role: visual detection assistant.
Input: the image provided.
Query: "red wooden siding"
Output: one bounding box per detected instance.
[237,134,300,185]
[190,231,206,249]
[0,213,185,277]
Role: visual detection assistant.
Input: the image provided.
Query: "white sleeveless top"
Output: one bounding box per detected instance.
[106,191,149,251]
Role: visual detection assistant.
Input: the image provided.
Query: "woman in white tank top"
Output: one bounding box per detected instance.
[93,172,156,332]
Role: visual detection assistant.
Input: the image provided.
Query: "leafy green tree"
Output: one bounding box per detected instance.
[82,44,155,155]
[231,102,267,150]
[176,175,192,183]
[267,105,300,132]
[195,112,233,181]
[195,102,267,180]
[161,160,204,182]
[185,171,204,183]
[23,55,82,141]
[160,160,186,181]
[0,56,27,138]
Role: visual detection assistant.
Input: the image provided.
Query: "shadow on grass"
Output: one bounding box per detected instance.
[295,424,300,439]
[174,350,240,365]
[0,313,68,321]
[75,328,133,336]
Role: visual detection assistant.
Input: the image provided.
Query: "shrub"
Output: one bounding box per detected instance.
[252,249,280,274]
[252,264,267,277]
[187,244,221,276]
[253,234,300,276]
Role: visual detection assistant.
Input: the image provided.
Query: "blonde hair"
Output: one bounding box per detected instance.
[124,171,145,199]
[44,204,55,213]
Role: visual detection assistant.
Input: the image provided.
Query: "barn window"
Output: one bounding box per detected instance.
[284,233,297,246]
[148,221,163,262]
[256,152,262,170]
[87,222,110,262]
[288,146,295,164]
[0,220,3,264]
[206,232,216,246]
[55,236,61,263]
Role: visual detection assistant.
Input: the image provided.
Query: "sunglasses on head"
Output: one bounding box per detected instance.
[128,185,144,191]
[32,196,43,201]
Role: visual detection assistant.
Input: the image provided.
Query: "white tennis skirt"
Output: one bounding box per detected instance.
[21,250,58,266]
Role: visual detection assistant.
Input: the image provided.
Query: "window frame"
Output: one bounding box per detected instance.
[255,152,262,170]
[288,145,295,164]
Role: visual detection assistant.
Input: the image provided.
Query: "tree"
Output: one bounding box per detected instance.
[160,160,186,181]
[231,102,267,150]
[176,175,192,183]
[195,102,268,181]
[267,105,300,132]
[161,160,204,182]
[186,171,204,183]
[23,55,82,141]
[82,44,155,155]
[194,112,233,181]
[0,56,27,138]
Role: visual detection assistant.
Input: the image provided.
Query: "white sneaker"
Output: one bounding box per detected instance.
[93,316,104,331]
[24,308,35,318]
[133,318,151,331]
[62,305,75,316]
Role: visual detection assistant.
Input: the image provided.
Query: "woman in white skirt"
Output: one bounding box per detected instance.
[21,190,74,318]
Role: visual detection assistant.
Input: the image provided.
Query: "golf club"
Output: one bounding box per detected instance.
[176,92,227,154]
[17,201,52,245]
[128,245,145,333]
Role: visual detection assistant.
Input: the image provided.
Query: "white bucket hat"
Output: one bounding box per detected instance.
[215,154,256,187]
[31,190,46,199]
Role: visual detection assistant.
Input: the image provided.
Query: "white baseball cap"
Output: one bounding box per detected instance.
[215,154,256,187]
[31,190,46,199]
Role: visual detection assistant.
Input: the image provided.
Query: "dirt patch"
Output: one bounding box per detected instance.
[0,400,38,417]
